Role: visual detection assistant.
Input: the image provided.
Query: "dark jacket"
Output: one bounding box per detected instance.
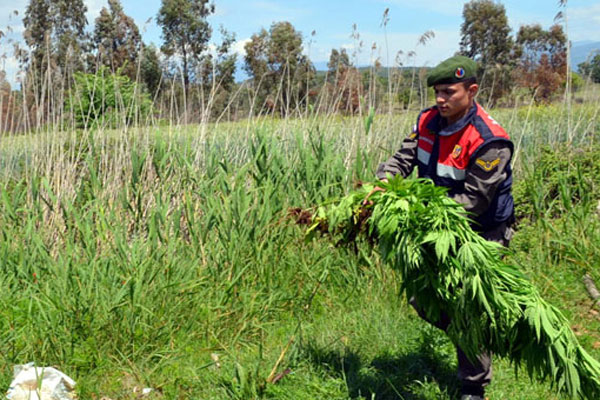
[376,103,514,231]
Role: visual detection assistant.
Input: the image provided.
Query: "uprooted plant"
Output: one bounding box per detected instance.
[298,176,600,399]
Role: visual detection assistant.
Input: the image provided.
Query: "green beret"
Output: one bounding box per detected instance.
[427,55,478,87]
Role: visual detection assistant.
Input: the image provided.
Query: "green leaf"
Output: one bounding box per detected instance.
[306,177,600,399]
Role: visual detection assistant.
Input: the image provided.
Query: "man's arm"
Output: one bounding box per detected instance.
[376,131,418,180]
[451,141,512,216]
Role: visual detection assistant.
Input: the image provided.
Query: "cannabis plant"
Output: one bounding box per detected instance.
[305,176,600,399]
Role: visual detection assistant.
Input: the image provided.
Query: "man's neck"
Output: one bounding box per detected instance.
[446,101,475,125]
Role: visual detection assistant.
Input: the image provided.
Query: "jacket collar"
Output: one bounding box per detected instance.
[426,102,478,136]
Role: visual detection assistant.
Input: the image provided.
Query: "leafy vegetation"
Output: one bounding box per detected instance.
[66,67,152,128]
[93,0,143,82]
[243,21,316,116]
[0,101,598,398]
[579,53,600,84]
[1,2,600,399]
[22,0,88,82]
[513,144,600,223]
[306,177,600,398]
[157,0,215,90]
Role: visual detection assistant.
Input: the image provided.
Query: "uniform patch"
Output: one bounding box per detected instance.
[475,157,500,172]
[455,67,465,79]
[451,145,462,158]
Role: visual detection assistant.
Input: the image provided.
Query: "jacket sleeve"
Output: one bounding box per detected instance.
[376,128,418,180]
[451,141,512,216]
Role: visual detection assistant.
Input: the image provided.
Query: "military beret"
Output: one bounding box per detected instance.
[427,55,478,87]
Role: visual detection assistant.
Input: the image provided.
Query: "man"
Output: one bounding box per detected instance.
[375,55,514,400]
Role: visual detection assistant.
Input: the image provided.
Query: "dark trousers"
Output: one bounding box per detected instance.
[410,221,512,394]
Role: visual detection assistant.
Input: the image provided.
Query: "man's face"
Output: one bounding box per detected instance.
[433,82,478,123]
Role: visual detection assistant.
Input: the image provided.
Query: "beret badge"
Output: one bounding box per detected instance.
[455,67,465,79]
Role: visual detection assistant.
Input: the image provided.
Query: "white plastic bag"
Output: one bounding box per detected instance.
[6,363,76,400]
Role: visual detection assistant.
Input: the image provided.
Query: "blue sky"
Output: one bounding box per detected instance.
[1,0,599,87]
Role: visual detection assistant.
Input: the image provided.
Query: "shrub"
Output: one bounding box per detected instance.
[66,66,152,128]
[513,144,600,222]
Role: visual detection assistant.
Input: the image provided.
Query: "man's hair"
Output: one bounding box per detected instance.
[462,77,477,88]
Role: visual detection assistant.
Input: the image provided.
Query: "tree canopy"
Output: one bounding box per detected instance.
[579,53,600,83]
[459,0,514,68]
[23,0,89,77]
[459,0,515,103]
[157,0,215,89]
[93,0,142,80]
[514,24,567,101]
[244,21,315,115]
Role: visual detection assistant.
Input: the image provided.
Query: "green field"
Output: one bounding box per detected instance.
[1,98,600,399]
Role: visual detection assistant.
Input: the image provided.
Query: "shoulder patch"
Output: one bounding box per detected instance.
[475,157,500,172]
[451,145,462,159]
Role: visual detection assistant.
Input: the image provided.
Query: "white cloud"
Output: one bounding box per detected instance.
[1,55,20,74]
[246,0,312,27]
[232,38,250,57]
[0,1,26,89]
[384,0,462,17]
[202,38,248,59]
[213,4,228,18]
[568,4,600,42]
[0,1,26,36]
[507,3,600,43]
[85,0,107,23]
[0,55,23,89]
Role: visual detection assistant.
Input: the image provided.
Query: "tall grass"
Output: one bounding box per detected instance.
[0,101,598,397]
[0,49,600,398]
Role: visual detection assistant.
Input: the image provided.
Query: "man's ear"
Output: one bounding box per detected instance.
[468,83,479,98]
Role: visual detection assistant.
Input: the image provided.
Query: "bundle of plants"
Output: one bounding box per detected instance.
[301,176,600,399]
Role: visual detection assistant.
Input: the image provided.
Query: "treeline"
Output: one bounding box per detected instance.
[0,0,594,133]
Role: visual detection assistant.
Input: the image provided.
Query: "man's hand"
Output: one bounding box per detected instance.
[363,178,388,205]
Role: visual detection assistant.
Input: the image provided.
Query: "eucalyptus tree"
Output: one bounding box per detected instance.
[579,53,600,83]
[23,0,89,79]
[140,44,163,96]
[459,0,515,103]
[93,0,142,81]
[194,26,238,119]
[459,0,513,67]
[157,0,215,90]
[327,48,351,82]
[244,21,315,115]
[22,0,90,126]
[327,48,361,114]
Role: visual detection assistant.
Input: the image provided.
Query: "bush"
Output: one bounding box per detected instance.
[513,144,600,222]
[570,71,584,93]
[66,67,152,128]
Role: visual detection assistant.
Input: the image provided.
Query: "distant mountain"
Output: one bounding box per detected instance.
[233,45,598,83]
[573,40,595,46]
[234,61,422,83]
[572,41,600,70]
